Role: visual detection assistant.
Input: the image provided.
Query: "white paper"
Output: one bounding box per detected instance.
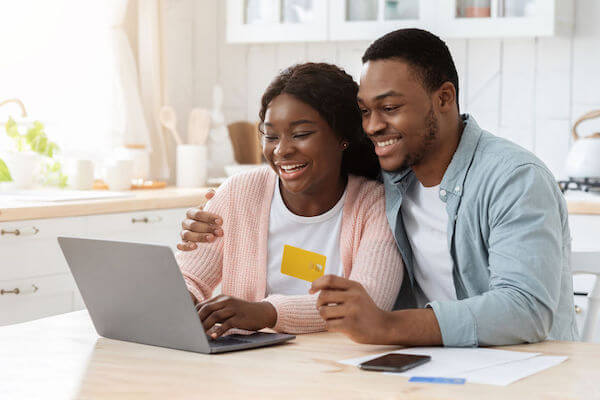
[339,347,567,386]
[455,355,568,386]
[339,347,540,377]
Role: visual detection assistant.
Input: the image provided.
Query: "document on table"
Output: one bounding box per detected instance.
[339,347,567,386]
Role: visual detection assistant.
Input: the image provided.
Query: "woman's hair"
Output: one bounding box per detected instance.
[258,62,380,180]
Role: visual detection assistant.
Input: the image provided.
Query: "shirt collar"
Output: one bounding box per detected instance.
[382,114,482,198]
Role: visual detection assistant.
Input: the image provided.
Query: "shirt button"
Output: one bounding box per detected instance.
[455,186,461,193]
[440,189,447,197]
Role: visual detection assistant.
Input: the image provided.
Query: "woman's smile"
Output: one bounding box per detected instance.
[277,162,310,181]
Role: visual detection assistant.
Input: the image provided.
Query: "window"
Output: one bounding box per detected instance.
[0,1,128,162]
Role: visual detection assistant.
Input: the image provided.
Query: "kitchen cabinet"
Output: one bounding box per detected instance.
[569,213,600,342]
[328,0,434,41]
[226,0,329,43]
[435,0,574,39]
[0,208,189,326]
[226,0,574,43]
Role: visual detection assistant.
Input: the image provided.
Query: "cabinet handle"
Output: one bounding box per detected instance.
[131,216,162,224]
[1,226,39,236]
[0,284,38,295]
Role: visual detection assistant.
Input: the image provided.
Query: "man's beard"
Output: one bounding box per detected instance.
[400,107,438,171]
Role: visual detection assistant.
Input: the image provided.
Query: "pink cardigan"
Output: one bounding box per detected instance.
[176,167,403,334]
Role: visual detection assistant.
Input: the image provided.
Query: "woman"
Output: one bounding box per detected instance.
[176,63,403,338]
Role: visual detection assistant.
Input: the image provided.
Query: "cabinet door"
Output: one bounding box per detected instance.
[434,0,573,38]
[226,0,328,43]
[329,0,435,41]
[0,217,87,281]
[84,208,188,250]
[0,274,77,326]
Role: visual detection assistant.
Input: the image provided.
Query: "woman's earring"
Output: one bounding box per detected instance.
[342,142,349,150]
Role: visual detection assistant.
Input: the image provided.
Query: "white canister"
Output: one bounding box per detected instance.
[176,144,207,188]
[2,151,39,189]
[113,145,151,181]
[68,159,95,190]
[104,159,134,191]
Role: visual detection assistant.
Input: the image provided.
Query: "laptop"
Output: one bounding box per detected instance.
[57,236,295,354]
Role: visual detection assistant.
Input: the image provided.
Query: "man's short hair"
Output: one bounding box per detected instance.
[362,28,460,110]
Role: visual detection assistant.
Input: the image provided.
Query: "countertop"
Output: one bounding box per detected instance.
[0,311,598,399]
[1,187,598,223]
[0,187,211,222]
[565,192,600,215]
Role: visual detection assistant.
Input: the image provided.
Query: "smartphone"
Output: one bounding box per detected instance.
[359,353,431,373]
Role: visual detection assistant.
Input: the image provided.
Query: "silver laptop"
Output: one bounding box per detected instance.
[57,236,295,354]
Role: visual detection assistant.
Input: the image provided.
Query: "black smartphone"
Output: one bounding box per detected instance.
[359,353,431,372]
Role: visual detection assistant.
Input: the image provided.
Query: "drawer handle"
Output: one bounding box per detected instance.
[1,227,39,236]
[131,216,162,224]
[0,284,38,295]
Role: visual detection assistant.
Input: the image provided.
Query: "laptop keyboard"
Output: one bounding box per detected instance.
[208,336,249,347]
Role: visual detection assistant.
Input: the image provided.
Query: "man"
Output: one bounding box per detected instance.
[178,29,578,347]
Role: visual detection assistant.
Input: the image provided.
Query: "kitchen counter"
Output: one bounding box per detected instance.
[565,192,600,215]
[0,187,598,222]
[0,187,211,222]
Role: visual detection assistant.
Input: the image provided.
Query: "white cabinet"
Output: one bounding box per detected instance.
[227,0,329,43]
[328,0,434,41]
[226,0,574,43]
[0,207,189,326]
[569,214,600,342]
[435,0,574,39]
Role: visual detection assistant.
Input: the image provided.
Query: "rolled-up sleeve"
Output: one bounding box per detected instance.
[429,164,563,347]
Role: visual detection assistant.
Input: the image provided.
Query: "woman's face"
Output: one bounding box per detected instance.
[261,93,346,196]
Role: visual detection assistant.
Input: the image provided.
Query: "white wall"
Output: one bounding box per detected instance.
[163,0,600,179]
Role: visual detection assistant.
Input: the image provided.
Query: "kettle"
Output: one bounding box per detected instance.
[565,109,600,178]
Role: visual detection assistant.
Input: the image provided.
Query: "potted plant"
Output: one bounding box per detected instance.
[0,117,67,189]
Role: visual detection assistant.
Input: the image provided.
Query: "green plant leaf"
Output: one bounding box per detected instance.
[5,117,20,139]
[0,158,12,182]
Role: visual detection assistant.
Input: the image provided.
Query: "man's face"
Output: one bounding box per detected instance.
[358,59,439,172]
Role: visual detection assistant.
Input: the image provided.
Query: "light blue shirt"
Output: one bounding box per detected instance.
[384,115,578,347]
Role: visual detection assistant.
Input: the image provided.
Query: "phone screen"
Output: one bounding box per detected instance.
[359,353,431,372]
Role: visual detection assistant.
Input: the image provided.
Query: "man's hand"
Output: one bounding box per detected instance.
[196,295,277,338]
[310,275,443,346]
[177,189,225,251]
[309,275,393,344]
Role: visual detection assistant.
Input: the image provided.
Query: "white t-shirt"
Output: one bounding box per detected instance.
[401,179,456,307]
[266,181,346,296]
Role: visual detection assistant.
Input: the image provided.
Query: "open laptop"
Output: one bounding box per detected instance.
[57,236,295,354]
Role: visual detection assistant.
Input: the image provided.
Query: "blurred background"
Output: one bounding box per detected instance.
[1,0,600,341]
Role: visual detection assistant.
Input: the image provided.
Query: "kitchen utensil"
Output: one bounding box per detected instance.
[113,144,151,181]
[68,159,95,190]
[159,106,184,146]
[565,109,600,178]
[188,108,211,145]
[227,121,263,164]
[176,144,207,188]
[104,159,134,191]
[2,151,39,189]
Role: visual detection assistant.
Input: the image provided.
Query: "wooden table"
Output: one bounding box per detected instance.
[0,311,598,399]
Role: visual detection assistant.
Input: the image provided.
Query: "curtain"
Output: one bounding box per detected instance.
[137,0,170,180]
[109,0,152,150]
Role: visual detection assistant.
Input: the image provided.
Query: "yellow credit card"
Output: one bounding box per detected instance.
[281,244,327,282]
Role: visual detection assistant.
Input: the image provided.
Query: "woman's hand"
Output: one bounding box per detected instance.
[177,189,225,251]
[196,295,278,338]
